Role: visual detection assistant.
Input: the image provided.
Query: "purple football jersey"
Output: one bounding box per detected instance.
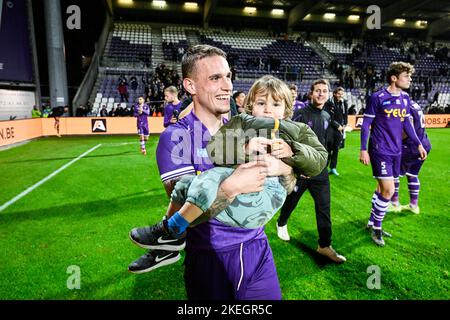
[156,111,266,251]
[363,88,412,155]
[163,101,182,128]
[134,103,150,128]
[403,100,431,155]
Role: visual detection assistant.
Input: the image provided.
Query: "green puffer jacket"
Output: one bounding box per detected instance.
[206,113,328,177]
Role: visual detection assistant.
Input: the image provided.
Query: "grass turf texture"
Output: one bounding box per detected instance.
[0,131,449,300]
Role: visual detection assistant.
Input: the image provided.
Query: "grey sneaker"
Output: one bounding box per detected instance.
[371,229,385,246]
[316,246,346,263]
[366,225,392,238]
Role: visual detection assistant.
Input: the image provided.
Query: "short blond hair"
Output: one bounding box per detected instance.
[164,86,178,95]
[243,75,293,119]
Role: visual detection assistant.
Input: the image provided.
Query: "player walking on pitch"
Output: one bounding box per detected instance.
[134,96,150,155]
[360,62,427,246]
[388,99,431,214]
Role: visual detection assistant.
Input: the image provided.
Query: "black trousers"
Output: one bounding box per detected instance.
[277,175,332,248]
[328,130,343,169]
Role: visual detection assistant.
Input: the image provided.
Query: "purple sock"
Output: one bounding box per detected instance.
[373,193,390,229]
[407,175,420,207]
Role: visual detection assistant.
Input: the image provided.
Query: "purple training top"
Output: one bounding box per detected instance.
[163,101,183,128]
[156,111,266,252]
[360,88,420,156]
[293,100,306,113]
[403,100,431,155]
[134,103,150,128]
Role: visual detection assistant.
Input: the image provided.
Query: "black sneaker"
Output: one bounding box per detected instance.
[129,221,186,251]
[128,250,180,274]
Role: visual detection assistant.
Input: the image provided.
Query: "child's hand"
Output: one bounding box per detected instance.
[256,154,293,177]
[245,137,271,155]
[270,139,294,159]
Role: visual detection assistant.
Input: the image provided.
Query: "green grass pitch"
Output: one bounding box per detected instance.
[0,130,449,300]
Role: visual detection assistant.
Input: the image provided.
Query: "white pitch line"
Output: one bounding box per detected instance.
[0,144,102,213]
[103,142,137,147]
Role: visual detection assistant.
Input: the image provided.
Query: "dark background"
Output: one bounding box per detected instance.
[32,0,106,100]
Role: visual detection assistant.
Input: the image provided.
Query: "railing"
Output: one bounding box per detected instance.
[92,100,167,117]
[236,70,319,82]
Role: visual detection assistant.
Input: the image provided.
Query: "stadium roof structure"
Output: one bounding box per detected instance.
[111,0,450,39]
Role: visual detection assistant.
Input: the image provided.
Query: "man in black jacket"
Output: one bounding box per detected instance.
[325,87,348,176]
[276,79,346,264]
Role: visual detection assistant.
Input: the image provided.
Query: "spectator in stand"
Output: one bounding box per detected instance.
[230,66,236,82]
[118,74,127,85]
[118,81,129,103]
[115,103,124,117]
[130,76,138,91]
[108,107,116,117]
[75,105,86,117]
[433,90,440,103]
[31,106,42,118]
[233,91,246,114]
[86,101,92,114]
[42,105,51,118]
[123,105,132,117]
[100,105,108,117]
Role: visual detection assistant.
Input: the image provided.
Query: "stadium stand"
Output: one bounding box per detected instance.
[85,22,449,117]
[198,28,324,80]
[103,23,153,68]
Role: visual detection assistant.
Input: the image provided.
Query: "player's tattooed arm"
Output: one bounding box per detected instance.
[192,162,268,226]
[162,174,231,226]
[190,186,233,226]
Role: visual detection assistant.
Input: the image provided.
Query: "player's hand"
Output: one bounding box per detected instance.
[221,161,268,197]
[256,154,293,177]
[245,137,271,156]
[270,138,294,159]
[359,150,370,165]
[170,116,177,124]
[338,125,344,132]
[418,145,428,160]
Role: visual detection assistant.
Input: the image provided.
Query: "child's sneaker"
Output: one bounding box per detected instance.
[128,250,180,274]
[129,220,185,251]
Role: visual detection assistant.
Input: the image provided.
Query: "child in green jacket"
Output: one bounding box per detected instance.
[129,76,327,249]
